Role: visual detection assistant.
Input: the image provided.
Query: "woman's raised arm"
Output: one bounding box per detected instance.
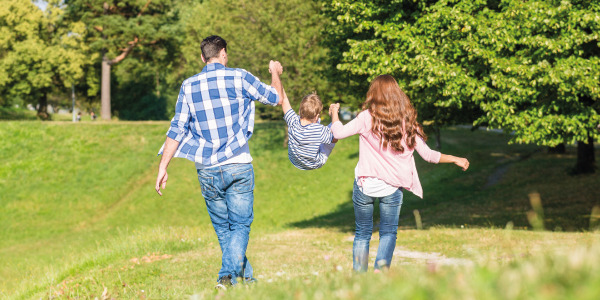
[330,107,369,140]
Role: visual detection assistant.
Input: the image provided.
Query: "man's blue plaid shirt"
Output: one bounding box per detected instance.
[159,63,279,166]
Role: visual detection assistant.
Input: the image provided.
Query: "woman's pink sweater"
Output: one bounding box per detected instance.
[331,110,441,198]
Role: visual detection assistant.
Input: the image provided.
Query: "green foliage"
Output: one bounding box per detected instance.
[0,107,37,120]
[322,0,486,128]
[66,0,181,62]
[0,0,90,108]
[65,0,183,118]
[180,0,338,120]
[113,84,168,120]
[323,0,600,146]
[472,0,600,146]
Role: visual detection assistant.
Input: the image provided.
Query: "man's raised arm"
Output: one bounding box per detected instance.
[269,60,284,105]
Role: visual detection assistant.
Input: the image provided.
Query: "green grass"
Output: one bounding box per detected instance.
[0,121,598,299]
[0,107,99,121]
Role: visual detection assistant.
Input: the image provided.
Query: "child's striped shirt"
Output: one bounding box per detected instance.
[284,109,334,170]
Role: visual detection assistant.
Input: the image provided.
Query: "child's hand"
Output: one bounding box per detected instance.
[455,157,469,171]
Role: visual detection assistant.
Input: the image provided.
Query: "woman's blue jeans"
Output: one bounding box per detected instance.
[198,163,255,284]
[352,180,403,272]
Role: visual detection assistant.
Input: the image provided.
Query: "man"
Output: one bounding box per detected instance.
[155,35,283,289]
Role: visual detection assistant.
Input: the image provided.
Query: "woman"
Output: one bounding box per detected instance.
[329,75,469,272]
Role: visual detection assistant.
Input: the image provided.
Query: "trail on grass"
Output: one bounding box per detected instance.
[484,149,540,188]
[77,165,157,230]
[391,249,473,266]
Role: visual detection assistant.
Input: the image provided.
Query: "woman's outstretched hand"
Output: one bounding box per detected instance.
[455,157,469,171]
[439,154,470,171]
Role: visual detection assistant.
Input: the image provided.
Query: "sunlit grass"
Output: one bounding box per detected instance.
[1,121,598,299]
[16,228,600,299]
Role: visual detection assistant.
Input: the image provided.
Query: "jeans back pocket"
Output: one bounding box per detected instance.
[231,168,254,193]
[199,175,218,200]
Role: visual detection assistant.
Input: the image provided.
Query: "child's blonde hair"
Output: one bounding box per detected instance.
[299,92,323,121]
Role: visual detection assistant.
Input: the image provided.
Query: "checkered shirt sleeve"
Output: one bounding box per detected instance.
[242,70,279,106]
[166,85,191,143]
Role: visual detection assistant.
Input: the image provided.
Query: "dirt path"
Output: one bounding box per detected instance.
[484,149,540,188]
[391,249,473,266]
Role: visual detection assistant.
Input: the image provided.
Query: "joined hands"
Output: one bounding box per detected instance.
[329,103,340,117]
[269,60,283,75]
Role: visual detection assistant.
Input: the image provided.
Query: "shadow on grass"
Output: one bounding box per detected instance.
[289,177,599,233]
[290,191,383,233]
[289,128,599,232]
[290,200,354,233]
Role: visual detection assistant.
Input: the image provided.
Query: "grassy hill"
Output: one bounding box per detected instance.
[0,121,598,299]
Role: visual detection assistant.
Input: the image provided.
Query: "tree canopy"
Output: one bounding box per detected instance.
[181,0,339,120]
[0,0,90,118]
[65,0,182,119]
[0,0,597,171]
[323,0,599,170]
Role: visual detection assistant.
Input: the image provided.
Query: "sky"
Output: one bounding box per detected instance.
[34,0,48,11]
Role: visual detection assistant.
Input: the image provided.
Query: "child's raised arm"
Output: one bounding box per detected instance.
[281,87,292,114]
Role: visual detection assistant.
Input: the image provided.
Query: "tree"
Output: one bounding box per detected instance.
[0,0,89,119]
[323,0,599,172]
[180,0,339,120]
[507,0,597,173]
[65,0,181,120]
[463,0,599,173]
[322,0,484,148]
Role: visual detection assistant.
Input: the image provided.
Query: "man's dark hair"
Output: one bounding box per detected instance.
[201,36,227,62]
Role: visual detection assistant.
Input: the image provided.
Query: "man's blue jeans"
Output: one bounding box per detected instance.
[352,180,403,272]
[198,163,254,284]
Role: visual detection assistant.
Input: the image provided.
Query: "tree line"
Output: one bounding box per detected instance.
[0,0,597,172]
[323,0,598,173]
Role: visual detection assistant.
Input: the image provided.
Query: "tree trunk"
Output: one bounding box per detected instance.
[101,55,111,120]
[573,135,595,174]
[434,126,441,150]
[548,143,566,154]
[37,92,49,120]
[156,70,160,97]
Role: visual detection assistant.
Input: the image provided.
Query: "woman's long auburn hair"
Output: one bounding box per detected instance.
[362,75,426,153]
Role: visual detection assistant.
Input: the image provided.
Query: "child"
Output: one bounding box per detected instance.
[329,74,469,273]
[281,88,336,170]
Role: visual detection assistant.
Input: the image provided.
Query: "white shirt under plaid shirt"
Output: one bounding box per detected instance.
[158,63,279,166]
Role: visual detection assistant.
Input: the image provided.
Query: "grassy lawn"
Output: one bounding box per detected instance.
[0,121,598,299]
[0,108,100,122]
